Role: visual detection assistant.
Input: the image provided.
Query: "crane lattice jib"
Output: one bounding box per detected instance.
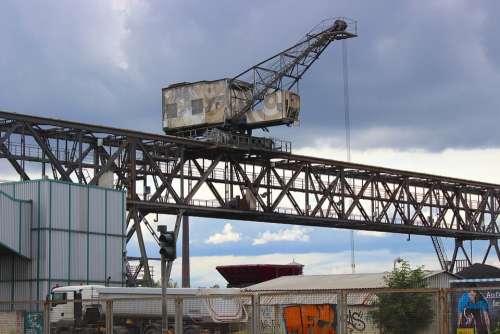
[228,18,357,126]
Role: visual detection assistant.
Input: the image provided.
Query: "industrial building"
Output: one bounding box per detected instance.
[244,270,460,290]
[0,179,126,306]
[451,263,500,287]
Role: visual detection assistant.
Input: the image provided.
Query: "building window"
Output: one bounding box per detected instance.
[165,103,177,118]
[192,99,203,115]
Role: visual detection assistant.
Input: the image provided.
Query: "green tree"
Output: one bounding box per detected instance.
[369,260,434,334]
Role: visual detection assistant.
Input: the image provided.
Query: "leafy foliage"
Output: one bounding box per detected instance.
[369,260,434,334]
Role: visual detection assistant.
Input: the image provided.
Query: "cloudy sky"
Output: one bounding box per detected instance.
[1,0,500,286]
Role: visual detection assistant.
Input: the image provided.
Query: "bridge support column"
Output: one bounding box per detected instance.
[166,210,184,283]
[449,238,472,273]
[481,238,500,265]
[182,215,190,288]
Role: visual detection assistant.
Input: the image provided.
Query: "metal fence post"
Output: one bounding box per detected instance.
[443,288,450,334]
[161,253,168,333]
[175,296,183,334]
[338,290,347,334]
[438,289,445,334]
[251,293,260,334]
[43,301,50,334]
[106,299,114,334]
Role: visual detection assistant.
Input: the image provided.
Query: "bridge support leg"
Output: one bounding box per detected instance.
[449,238,472,273]
[481,239,500,265]
[130,208,152,286]
[166,210,185,283]
[182,215,190,288]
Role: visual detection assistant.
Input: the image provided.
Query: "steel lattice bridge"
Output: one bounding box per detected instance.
[0,110,499,284]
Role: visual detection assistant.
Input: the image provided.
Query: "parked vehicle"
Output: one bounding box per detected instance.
[49,285,248,334]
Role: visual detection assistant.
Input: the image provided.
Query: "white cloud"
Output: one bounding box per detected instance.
[295,145,500,184]
[205,223,241,245]
[357,231,388,238]
[253,226,310,245]
[143,249,452,287]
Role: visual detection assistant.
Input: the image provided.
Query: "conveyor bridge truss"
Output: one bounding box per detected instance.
[0,111,498,283]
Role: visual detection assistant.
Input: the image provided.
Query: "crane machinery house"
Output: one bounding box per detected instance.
[162,79,301,133]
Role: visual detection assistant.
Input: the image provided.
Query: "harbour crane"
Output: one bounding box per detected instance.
[162,18,357,147]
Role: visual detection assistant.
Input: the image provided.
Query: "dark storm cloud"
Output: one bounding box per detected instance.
[1,0,499,150]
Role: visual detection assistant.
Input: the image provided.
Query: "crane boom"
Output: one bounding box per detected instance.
[228,18,357,128]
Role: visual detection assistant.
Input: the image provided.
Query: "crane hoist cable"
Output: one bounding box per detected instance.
[342,39,355,274]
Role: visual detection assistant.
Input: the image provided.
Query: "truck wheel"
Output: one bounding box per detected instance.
[113,329,130,334]
[184,327,200,334]
[144,326,161,334]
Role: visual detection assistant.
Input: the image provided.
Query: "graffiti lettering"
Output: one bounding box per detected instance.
[347,310,366,332]
[261,318,282,332]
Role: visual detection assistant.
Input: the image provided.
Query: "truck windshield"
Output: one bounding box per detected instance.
[51,292,67,305]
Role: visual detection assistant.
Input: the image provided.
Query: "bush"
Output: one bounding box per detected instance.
[369,260,434,334]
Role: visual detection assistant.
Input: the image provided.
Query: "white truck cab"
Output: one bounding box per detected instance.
[49,285,248,334]
[50,285,106,333]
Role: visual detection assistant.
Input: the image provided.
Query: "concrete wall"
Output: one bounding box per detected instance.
[0,311,23,333]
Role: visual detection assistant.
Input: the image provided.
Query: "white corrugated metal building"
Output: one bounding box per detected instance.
[245,270,459,291]
[245,271,458,334]
[0,190,31,258]
[0,179,126,307]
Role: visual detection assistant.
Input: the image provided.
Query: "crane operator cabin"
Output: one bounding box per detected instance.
[162,79,300,133]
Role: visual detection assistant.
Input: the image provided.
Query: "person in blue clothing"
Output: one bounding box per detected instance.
[457,289,491,334]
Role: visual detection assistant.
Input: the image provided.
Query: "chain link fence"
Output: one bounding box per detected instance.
[254,289,442,334]
[0,287,498,333]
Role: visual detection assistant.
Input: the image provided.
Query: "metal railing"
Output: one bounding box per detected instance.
[0,140,487,212]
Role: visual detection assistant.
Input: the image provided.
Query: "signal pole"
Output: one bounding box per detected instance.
[158,225,177,334]
[182,215,190,287]
[161,251,168,333]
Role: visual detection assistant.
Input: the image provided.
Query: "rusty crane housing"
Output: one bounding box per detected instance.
[162,79,301,133]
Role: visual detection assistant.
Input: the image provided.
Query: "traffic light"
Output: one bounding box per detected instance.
[158,226,176,261]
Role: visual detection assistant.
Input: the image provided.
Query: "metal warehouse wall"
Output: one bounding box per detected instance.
[424,272,455,288]
[0,190,31,258]
[0,180,126,304]
[0,256,31,309]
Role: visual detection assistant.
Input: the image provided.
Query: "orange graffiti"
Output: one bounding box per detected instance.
[283,304,337,334]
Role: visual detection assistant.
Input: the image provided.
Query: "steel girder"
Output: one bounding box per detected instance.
[0,110,499,283]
